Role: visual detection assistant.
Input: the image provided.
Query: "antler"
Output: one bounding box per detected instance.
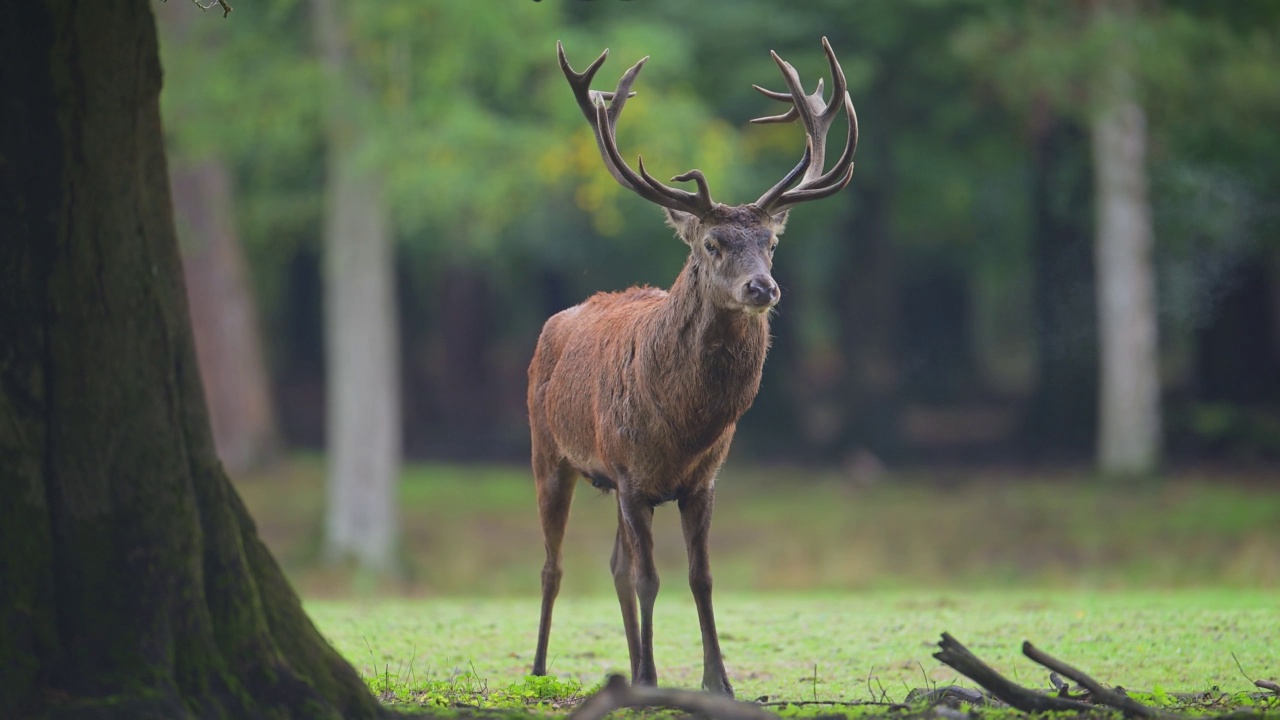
[751,37,859,215]
[557,41,717,218]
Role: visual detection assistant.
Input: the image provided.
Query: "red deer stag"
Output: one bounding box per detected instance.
[529,38,857,696]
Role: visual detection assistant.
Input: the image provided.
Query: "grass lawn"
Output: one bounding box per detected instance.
[235,459,1280,711]
[308,590,1279,708]
[309,589,1280,707]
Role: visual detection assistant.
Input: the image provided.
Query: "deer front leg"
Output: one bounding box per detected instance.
[609,506,642,681]
[618,490,659,686]
[679,487,733,696]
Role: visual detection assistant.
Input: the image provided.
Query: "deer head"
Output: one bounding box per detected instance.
[557,37,858,315]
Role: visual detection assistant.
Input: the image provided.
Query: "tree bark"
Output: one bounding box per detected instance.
[172,157,283,476]
[1091,7,1162,476]
[0,1,382,717]
[311,0,402,570]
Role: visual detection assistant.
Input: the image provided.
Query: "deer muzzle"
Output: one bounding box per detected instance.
[742,274,780,310]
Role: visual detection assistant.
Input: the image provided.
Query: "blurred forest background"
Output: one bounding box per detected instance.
[153,1,1280,581]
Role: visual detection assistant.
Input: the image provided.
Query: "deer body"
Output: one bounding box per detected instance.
[532,215,773,501]
[531,39,857,696]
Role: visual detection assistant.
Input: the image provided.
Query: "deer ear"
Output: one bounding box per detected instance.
[664,208,699,243]
[770,209,790,235]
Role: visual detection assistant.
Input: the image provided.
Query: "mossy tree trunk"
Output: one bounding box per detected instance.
[0,1,383,717]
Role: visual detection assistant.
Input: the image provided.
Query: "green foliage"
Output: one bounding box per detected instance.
[159,1,753,266]
[156,1,1280,288]
[158,2,1280,462]
[159,0,323,161]
[952,1,1280,268]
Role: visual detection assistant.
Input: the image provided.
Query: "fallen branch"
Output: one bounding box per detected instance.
[569,639,1276,720]
[569,675,777,720]
[1021,640,1158,718]
[937,634,1278,720]
[760,699,904,710]
[932,632,1097,714]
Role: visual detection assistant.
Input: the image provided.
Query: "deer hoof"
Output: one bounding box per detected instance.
[703,675,734,698]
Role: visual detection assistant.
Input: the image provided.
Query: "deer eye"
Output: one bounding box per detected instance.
[768,241,778,255]
[704,241,720,258]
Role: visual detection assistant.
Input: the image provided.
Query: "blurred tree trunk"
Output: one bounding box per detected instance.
[312,0,401,570]
[0,0,381,716]
[433,263,495,459]
[1023,111,1099,457]
[1091,0,1162,476]
[1195,252,1280,405]
[837,184,904,461]
[172,157,282,475]
[899,262,975,404]
[836,82,903,463]
[157,0,280,477]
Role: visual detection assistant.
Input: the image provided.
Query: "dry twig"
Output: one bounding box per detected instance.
[1021,640,1157,718]
[932,632,1097,714]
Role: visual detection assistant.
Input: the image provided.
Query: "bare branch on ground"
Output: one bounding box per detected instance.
[567,639,1276,720]
[1021,640,1158,718]
[932,632,1098,714]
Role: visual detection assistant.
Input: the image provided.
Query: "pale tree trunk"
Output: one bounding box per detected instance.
[1090,10,1161,476]
[312,0,401,570]
[172,157,282,475]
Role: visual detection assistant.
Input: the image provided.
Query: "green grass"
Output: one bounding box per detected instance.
[235,459,1280,712]
[308,590,1280,711]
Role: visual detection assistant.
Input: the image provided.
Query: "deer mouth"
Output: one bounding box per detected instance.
[740,298,778,315]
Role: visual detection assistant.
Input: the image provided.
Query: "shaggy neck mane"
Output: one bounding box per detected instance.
[642,258,771,449]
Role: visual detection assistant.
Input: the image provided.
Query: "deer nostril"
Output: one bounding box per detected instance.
[745,276,779,305]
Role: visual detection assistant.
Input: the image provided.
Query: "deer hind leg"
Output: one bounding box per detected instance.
[617,489,659,686]
[679,487,733,696]
[532,458,576,676]
[609,504,642,682]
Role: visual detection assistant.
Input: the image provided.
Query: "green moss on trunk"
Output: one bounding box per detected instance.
[0,1,386,717]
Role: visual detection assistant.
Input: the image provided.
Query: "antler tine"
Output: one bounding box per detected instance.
[558,41,717,218]
[754,139,813,213]
[557,40,610,124]
[807,93,858,189]
[820,37,849,123]
[748,78,823,125]
[752,37,859,215]
[594,101,714,214]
